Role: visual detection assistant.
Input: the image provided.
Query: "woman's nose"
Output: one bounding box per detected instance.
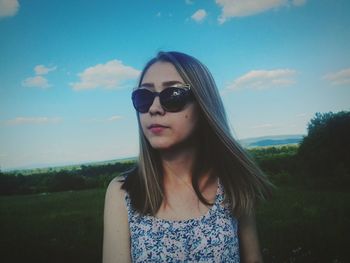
[148,96,165,116]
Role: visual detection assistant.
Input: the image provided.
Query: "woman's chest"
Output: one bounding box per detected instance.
[156,180,218,221]
[155,193,211,221]
[129,207,240,262]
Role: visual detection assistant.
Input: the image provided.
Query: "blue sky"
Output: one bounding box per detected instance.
[0,0,349,170]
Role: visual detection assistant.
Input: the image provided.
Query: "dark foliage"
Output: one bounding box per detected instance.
[249,146,298,174]
[0,162,135,196]
[48,171,86,192]
[297,111,350,177]
[248,146,299,186]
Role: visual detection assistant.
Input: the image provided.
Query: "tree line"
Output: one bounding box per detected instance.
[0,162,135,195]
[250,111,350,189]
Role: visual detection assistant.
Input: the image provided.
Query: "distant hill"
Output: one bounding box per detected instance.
[239,134,304,148]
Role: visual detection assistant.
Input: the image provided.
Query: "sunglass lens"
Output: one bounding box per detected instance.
[132,89,154,113]
[160,87,187,112]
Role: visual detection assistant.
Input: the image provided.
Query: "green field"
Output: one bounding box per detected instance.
[257,187,350,262]
[0,189,105,263]
[1,182,349,263]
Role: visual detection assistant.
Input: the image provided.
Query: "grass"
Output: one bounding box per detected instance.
[257,186,350,262]
[0,189,105,263]
[1,182,349,263]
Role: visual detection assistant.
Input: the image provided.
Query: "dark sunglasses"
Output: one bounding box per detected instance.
[131,84,194,113]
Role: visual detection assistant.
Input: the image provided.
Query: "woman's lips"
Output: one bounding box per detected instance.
[148,124,168,134]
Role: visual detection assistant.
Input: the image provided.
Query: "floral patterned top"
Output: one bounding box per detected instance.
[124,180,240,262]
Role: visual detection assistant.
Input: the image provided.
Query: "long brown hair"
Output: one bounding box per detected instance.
[122,51,273,218]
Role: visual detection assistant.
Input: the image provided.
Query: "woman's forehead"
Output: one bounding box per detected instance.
[141,61,185,86]
[139,80,185,89]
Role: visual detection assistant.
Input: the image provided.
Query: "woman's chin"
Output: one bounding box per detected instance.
[147,137,177,151]
[148,137,196,152]
[149,142,173,150]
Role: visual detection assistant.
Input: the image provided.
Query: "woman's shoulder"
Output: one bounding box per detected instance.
[107,176,124,191]
[105,177,126,207]
[105,166,138,200]
[103,174,131,263]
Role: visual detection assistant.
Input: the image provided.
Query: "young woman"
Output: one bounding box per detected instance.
[103,51,273,262]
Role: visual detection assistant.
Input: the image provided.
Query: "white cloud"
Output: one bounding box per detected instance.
[21,64,56,88]
[70,60,140,91]
[191,9,207,23]
[251,123,276,129]
[6,117,62,125]
[34,65,57,75]
[292,0,306,7]
[323,68,350,86]
[0,0,19,18]
[185,0,194,5]
[296,113,307,118]
[83,115,123,123]
[215,0,306,24]
[226,69,297,91]
[22,76,51,89]
[108,115,122,122]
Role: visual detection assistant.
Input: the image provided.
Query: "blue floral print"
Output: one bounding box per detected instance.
[125,180,240,262]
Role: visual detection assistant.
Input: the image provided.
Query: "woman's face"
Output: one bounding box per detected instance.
[139,61,200,151]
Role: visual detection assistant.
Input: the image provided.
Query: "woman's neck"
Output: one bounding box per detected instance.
[160,145,196,184]
[156,145,217,220]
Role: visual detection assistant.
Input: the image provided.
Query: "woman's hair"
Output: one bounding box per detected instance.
[122,51,273,218]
